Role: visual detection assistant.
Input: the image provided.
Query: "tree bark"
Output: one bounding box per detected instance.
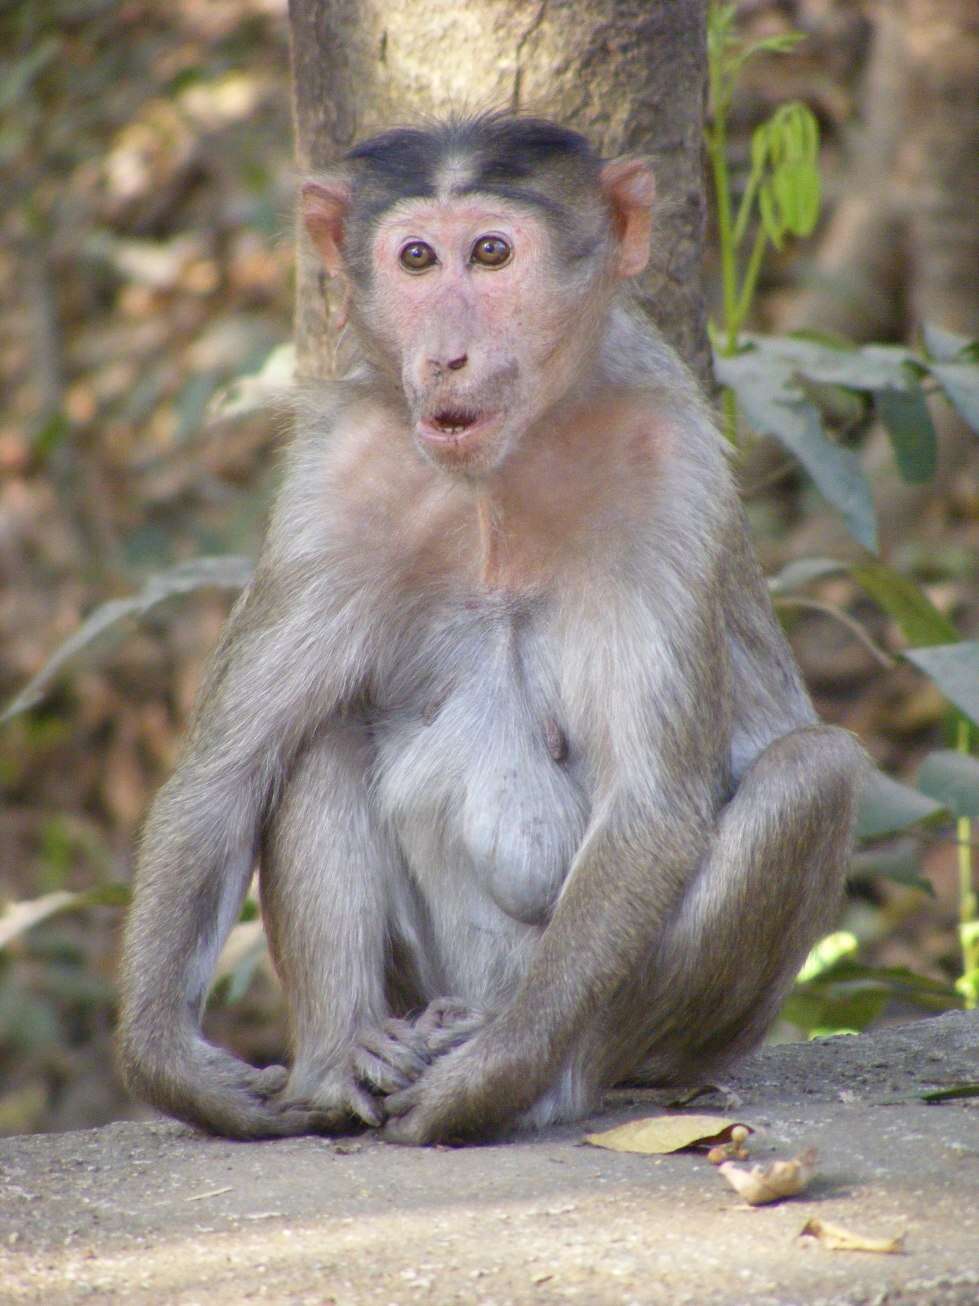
[288,0,710,383]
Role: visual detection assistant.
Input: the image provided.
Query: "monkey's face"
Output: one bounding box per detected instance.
[364,198,608,476]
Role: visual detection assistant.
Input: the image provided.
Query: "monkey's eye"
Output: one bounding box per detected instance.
[471,236,511,268]
[399,241,437,272]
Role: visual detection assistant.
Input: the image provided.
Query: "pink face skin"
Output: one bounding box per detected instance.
[366,199,605,476]
[302,157,654,479]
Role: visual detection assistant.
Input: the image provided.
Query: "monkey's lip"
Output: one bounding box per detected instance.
[417,409,498,445]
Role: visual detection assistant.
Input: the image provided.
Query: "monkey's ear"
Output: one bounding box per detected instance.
[600,158,655,279]
[301,178,352,278]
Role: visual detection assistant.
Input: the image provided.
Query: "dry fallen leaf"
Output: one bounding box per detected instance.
[800,1217,905,1254]
[719,1146,817,1205]
[584,1114,752,1155]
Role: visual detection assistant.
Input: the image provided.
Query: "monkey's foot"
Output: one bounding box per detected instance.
[286,1053,401,1131]
[380,1015,544,1146]
[214,1063,340,1137]
[413,997,487,1057]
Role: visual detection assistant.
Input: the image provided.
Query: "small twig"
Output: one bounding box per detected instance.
[774,596,896,668]
[185,1186,233,1202]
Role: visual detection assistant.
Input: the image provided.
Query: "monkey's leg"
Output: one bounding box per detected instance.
[382,723,864,1143]
[262,719,432,1130]
[556,723,866,1114]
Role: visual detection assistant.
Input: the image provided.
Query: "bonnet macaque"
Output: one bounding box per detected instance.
[118,114,865,1143]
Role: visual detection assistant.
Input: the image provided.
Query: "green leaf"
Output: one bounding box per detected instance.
[787,329,859,350]
[207,342,296,425]
[767,557,845,595]
[744,33,807,58]
[874,379,938,484]
[849,845,935,896]
[922,322,978,363]
[904,643,979,725]
[757,179,784,249]
[782,985,889,1035]
[849,560,959,647]
[955,969,979,1005]
[795,376,866,428]
[922,1083,979,1103]
[762,406,875,550]
[0,884,130,949]
[33,411,71,460]
[930,362,979,434]
[826,961,958,997]
[856,769,946,840]
[916,750,979,819]
[797,931,858,983]
[716,348,877,551]
[1,555,254,724]
[786,952,958,1035]
[748,335,915,391]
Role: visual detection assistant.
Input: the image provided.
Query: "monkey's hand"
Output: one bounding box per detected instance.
[352,999,486,1117]
[379,1015,544,1145]
[119,1032,370,1139]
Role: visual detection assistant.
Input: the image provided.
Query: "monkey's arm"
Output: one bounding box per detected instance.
[117,560,375,1137]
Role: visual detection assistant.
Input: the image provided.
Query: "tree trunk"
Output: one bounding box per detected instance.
[288,0,710,383]
[779,0,979,343]
[774,0,979,550]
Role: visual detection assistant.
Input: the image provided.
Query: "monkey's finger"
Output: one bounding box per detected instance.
[425,1017,485,1057]
[218,1096,334,1138]
[352,1049,415,1095]
[381,1082,423,1119]
[346,1084,385,1128]
[357,1027,430,1080]
[415,997,477,1034]
[380,1105,444,1147]
[283,1089,381,1132]
[414,998,486,1056]
[379,1016,431,1057]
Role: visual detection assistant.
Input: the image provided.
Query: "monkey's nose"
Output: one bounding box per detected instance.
[426,353,468,379]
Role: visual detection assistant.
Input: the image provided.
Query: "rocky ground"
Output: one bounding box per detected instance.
[1,1011,977,1306]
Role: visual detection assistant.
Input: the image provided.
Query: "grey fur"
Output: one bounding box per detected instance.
[117,118,866,1144]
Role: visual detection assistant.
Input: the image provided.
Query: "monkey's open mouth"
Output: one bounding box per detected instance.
[418,408,496,444]
[430,409,480,436]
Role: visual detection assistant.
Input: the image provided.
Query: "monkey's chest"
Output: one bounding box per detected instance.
[370,617,589,927]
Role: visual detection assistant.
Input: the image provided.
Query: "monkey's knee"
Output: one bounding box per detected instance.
[614,729,866,1086]
[738,724,866,827]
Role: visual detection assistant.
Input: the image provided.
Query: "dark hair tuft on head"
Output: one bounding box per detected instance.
[339,113,607,277]
[345,112,600,210]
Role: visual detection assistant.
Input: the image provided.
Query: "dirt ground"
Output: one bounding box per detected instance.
[1,1011,976,1306]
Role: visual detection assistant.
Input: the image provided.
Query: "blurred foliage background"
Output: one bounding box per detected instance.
[0,0,976,1135]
